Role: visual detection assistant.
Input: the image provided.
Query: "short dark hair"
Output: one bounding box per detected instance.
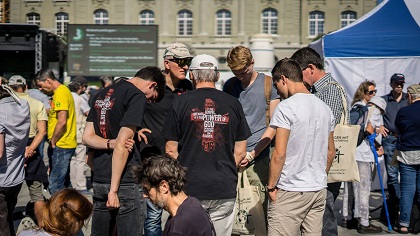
[134,66,166,102]
[9,84,26,92]
[271,58,303,83]
[290,47,324,71]
[132,155,187,196]
[68,82,82,92]
[35,69,57,82]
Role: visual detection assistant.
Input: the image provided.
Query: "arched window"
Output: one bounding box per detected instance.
[309,11,324,37]
[341,11,356,28]
[55,12,69,36]
[261,8,277,34]
[139,10,155,25]
[216,9,231,35]
[177,10,193,36]
[27,13,41,25]
[94,9,109,25]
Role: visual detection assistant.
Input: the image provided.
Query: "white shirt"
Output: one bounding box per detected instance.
[270,93,335,192]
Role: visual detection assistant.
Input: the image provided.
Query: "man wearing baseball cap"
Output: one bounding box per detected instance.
[139,42,194,235]
[162,54,251,236]
[8,75,48,225]
[380,73,409,225]
[394,84,420,233]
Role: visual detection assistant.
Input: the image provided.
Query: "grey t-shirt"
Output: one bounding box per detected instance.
[0,97,30,187]
[223,72,279,151]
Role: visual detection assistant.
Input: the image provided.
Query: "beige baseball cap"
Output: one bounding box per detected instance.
[163,42,192,58]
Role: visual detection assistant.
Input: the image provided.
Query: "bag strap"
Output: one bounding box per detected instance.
[237,169,251,188]
[327,81,349,125]
[264,75,272,127]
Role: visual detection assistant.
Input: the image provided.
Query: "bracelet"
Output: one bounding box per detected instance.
[106,139,111,150]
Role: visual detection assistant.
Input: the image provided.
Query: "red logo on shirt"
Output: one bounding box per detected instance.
[190,99,229,152]
[94,89,115,138]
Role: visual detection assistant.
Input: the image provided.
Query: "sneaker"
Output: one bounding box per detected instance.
[342,218,359,229]
[357,223,383,234]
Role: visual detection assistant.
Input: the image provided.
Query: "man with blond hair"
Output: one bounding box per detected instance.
[223,45,279,217]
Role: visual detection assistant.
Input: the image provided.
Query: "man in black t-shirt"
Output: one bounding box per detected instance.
[139,42,193,235]
[162,54,251,236]
[133,155,215,236]
[82,66,165,236]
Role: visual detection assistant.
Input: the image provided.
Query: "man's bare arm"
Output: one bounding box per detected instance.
[234,140,247,167]
[326,132,336,173]
[107,126,136,209]
[26,120,47,159]
[269,99,280,119]
[165,140,179,159]
[268,127,290,202]
[50,110,67,147]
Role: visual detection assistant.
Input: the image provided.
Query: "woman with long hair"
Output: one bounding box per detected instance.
[342,80,385,233]
[18,188,93,236]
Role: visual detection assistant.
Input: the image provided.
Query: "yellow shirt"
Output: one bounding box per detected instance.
[17,92,48,138]
[48,84,77,148]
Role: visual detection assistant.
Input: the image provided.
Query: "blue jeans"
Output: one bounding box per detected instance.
[398,162,420,227]
[383,136,400,199]
[48,146,75,194]
[91,183,146,236]
[144,198,163,236]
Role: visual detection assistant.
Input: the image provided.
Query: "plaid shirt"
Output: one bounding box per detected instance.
[312,73,350,125]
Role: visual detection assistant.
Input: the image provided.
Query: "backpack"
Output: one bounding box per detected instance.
[349,104,369,146]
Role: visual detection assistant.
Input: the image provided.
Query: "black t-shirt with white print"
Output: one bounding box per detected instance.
[87,80,146,184]
[162,88,251,200]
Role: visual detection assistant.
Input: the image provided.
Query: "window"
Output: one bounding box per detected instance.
[261,8,277,34]
[341,11,356,28]
[55,12,69,36]
[177,10,192,36]
[94,9,108,25]
[27,13,41,25]
[216,10,231,35]
[309,11,324,37]
[139,10,155,25]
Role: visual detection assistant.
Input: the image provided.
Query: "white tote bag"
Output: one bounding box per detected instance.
[232,169,267,236]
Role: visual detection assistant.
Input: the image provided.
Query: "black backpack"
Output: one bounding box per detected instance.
[349,104,369,146]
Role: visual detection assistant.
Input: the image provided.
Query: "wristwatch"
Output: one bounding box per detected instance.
[266,185,278,192]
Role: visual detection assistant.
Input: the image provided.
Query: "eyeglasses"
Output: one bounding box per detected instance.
[168,57,193,67]
[366,90,377,95]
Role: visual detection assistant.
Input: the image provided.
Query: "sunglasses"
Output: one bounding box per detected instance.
[168,58,192,67]
[366,90,377,95]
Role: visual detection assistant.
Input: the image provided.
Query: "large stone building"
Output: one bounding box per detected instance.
[8,0,377,71]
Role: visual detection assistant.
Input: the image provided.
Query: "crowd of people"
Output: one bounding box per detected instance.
[0,42,419,236]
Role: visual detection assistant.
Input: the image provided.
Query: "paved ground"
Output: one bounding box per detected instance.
[13,183,412,235]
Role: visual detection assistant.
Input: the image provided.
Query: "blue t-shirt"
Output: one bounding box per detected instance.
[395,101,420,151]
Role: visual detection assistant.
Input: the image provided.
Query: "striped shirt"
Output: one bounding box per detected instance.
[312,73,350,125]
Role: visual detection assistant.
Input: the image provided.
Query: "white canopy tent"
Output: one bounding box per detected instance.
[310,0,420,100]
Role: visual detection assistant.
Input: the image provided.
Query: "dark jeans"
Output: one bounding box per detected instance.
[144,198,163,236]
[91,182,146,236]
[48,146,75,194]
[383,136,400,199]
[322,182,341,236]
[398,162,420,227]
[0,183,23,236]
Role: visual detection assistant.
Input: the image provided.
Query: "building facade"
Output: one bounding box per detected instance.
[9,0,376,71]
